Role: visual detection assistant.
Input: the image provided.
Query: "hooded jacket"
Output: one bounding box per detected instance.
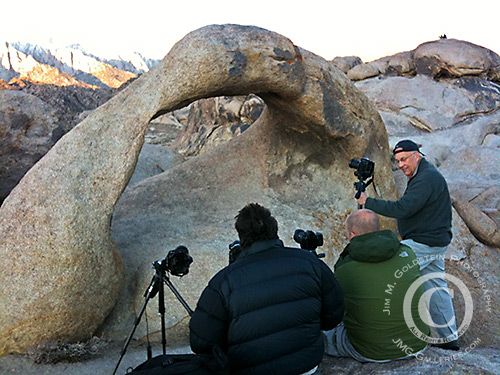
[335,230,428,360]
[190,239,344,375]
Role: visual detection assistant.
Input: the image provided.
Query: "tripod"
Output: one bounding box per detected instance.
[354,176,373,209]
[112,261,193,375]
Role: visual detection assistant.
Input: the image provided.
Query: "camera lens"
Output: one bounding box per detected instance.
[166,246,193,276]
[294,229,323,251]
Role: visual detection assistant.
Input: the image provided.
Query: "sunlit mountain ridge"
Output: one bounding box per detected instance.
[0,41,160,89]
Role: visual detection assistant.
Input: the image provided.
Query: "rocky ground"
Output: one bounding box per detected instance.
[0,341,498,374]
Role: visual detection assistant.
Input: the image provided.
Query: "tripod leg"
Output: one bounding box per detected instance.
[112,274,159,375]
[159,272,167,355]
[164,277,194,316]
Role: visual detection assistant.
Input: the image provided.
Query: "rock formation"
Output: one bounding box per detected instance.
[172,94,264,156]
[0,24,396,354]
[0,81,117,203]
[348,38,500,347]
[347,39,500,82]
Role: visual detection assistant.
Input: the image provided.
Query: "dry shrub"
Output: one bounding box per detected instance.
[25,336,108,364]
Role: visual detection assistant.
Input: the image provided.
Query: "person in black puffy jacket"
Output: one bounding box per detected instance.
[189,203,344,375]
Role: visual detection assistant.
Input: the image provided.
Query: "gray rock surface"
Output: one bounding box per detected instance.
[355,75,500,139]
[127,144,185,186]
[0,342,498,375]
[332,56,362,74]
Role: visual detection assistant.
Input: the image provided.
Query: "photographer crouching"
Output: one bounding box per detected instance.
[189,203,344,375]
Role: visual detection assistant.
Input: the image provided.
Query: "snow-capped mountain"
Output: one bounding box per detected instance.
[0,41,160,89]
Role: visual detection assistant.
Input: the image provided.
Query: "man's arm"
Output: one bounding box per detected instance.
[361,175,434,219]
[189,282,229,354]
[319,261,344,331]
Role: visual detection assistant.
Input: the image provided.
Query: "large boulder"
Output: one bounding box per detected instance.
[127,144,185,187]
[439,146,500,205]
[440,146,500,249]
[414,38,500,81]
[347,51,415,81]
[0,24,397,354]
[331,56,362,74]
[346,39,500,82]
[446,209,500,346]
[355,75,500,141]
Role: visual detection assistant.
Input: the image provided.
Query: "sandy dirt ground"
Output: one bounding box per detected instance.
[0,341,499,375]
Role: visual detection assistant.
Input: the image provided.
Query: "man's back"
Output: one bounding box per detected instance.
[335,230,428,360]
[190,239,344,374]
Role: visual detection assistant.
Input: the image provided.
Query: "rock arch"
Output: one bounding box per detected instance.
[0,24,396,354]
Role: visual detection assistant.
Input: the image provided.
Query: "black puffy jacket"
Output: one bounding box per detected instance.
[189,239,344,375]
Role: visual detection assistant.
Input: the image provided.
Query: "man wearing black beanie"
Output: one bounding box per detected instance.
[355,139,459,351]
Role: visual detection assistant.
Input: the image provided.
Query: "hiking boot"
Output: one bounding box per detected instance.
[432,340,460,351]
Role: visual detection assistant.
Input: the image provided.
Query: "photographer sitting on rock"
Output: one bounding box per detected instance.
[324,209,429,362]
[190,203,344,375]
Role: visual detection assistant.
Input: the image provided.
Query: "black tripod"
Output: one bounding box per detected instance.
[112,261,193,375]
[354,176,373,209]
[349,157,375,209]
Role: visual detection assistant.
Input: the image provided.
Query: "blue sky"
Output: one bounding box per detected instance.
[3,0,499,62]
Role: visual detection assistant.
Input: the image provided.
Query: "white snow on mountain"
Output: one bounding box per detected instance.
[0,41,160,88]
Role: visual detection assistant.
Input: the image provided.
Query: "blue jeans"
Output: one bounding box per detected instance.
[323,323,424,363]
[401,239,458,341]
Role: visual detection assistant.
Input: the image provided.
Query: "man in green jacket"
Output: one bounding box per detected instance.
[355,139,458,350]
[324,209,429,362]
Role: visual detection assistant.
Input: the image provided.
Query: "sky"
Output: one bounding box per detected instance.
[2,0,499,63]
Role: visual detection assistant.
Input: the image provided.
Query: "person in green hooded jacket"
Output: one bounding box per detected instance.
[324,209,429,362]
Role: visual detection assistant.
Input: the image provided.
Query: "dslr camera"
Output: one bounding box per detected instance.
[294,229,325,258]
[153,245,193,277]
[349,157,375,199]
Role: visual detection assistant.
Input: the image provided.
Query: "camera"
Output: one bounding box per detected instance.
[349,157,375,200]
[114,247,194,373]
[153,246,193,277]
[349,157,375,181]
[229,240,243,264]
[294,229,324,251]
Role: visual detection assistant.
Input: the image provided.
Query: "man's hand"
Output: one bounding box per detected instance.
[355,192,368,206]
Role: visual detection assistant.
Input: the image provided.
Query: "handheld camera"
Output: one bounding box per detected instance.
[349,157,375,200]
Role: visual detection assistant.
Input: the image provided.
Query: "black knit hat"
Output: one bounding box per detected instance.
[392,140,425,155]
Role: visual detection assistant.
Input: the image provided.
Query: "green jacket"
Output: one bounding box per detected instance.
[335,230,429,360]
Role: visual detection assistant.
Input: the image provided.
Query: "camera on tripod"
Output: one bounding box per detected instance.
[294,229,325,258]
[113,246,194,375]
[154,245,193,277]
[349,157,375,200]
